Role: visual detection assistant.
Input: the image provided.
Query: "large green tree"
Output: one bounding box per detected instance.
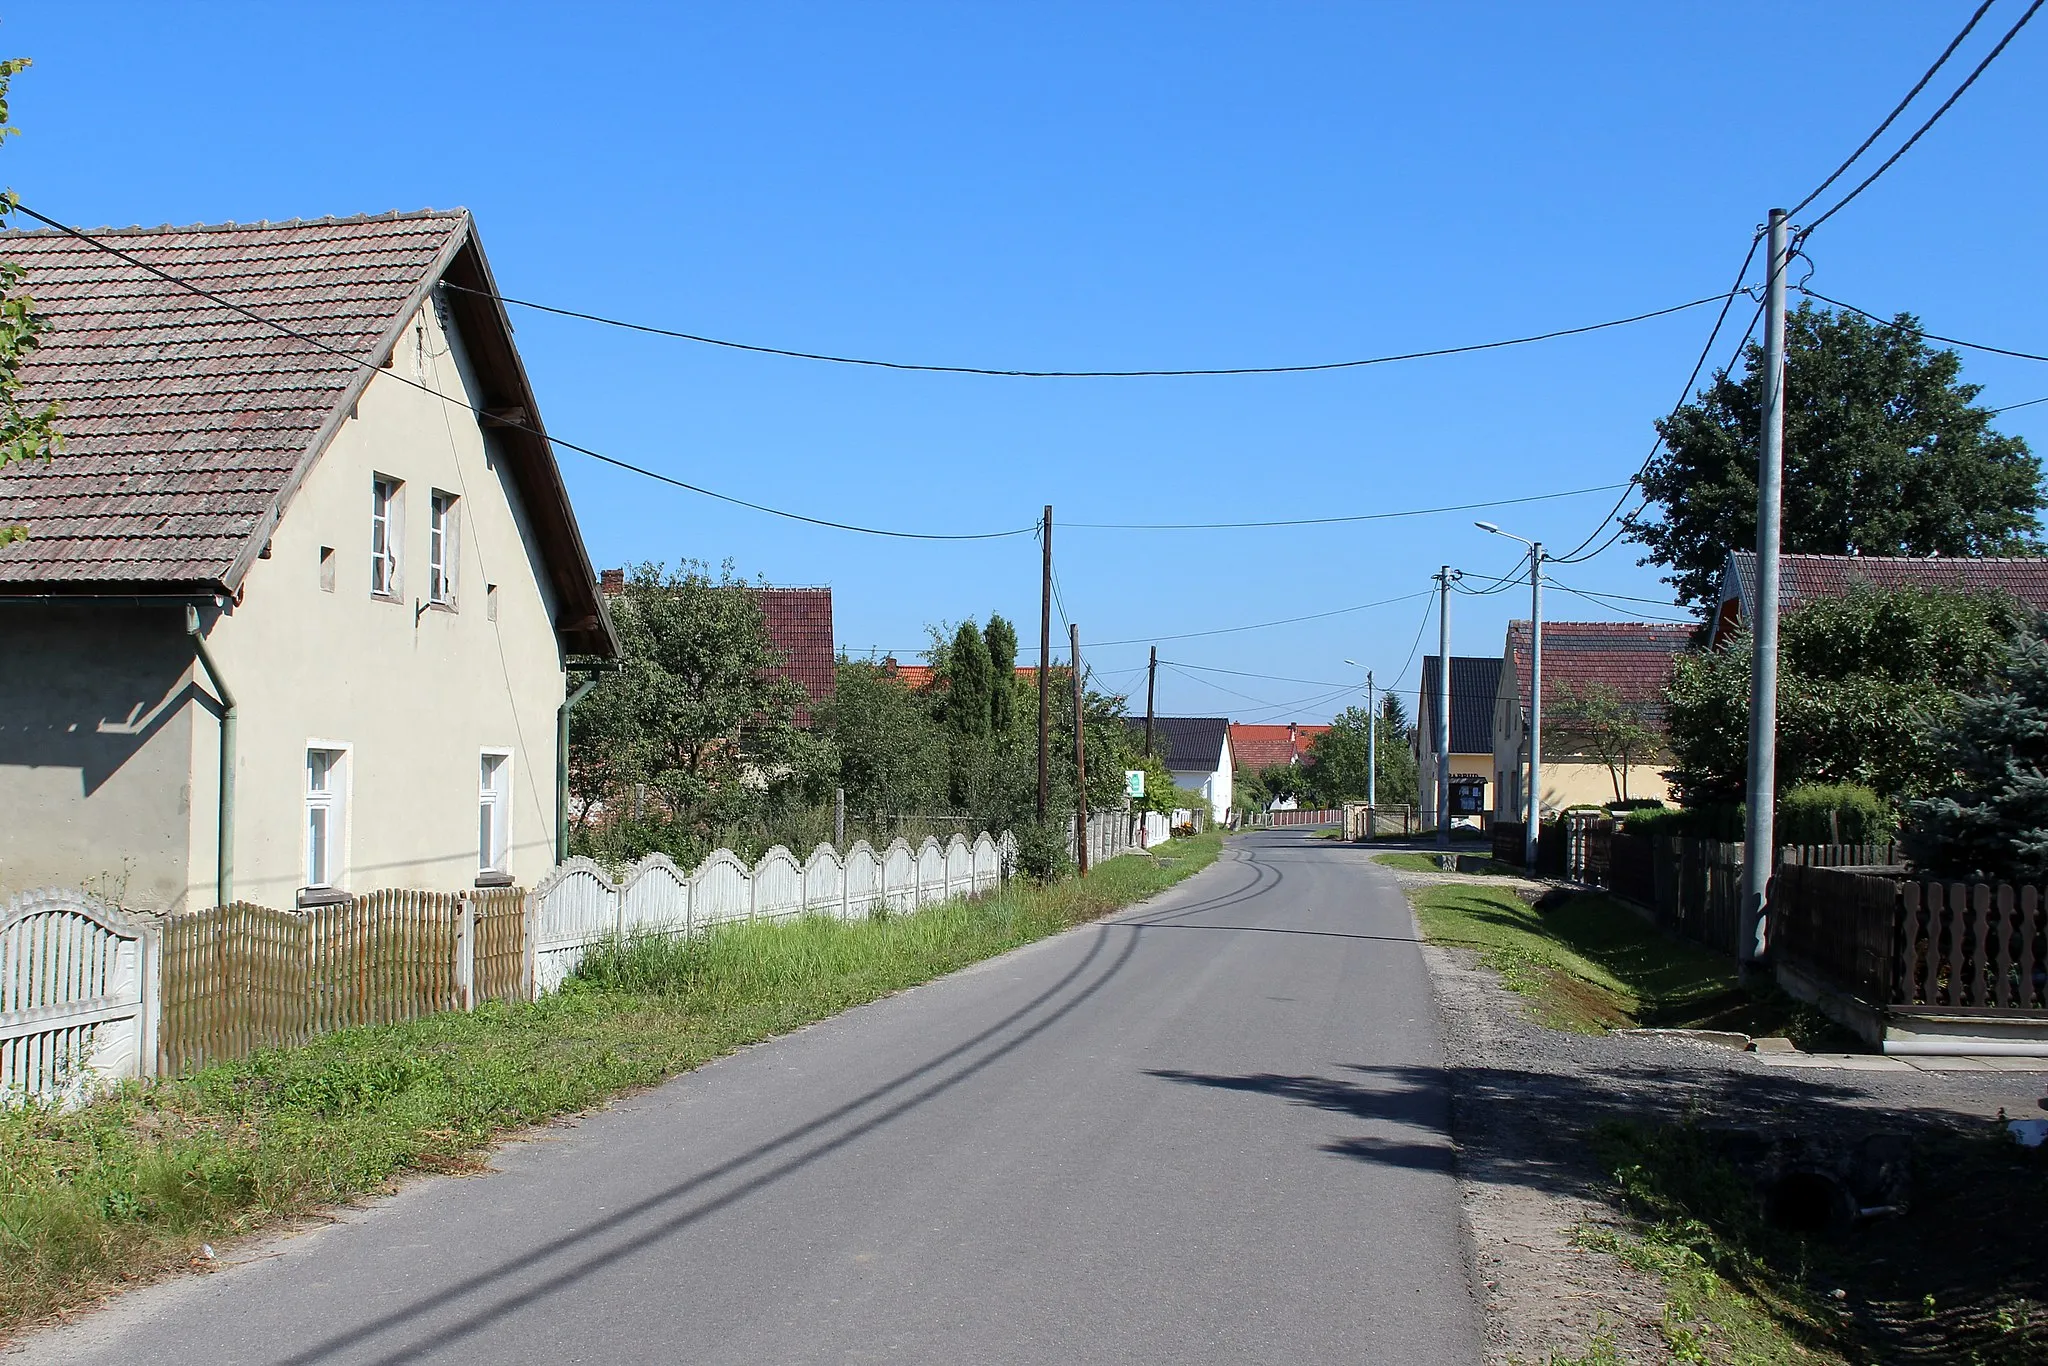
[1304,701,1420,807]
[820,659,950,818]
[568,562,825,853]
[1663,584,2026,806]
[942,620,993,807]
[0,57,62,543]
[1905,620,2048,882]
[1627,302,2041,609]
[984,614,1019,733]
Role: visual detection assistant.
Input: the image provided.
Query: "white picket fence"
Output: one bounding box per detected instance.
[529,832,1018,994]
[1,888,160,1103]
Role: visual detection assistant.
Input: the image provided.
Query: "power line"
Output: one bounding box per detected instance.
[442,280,1742,379]
[1994,395,2048,414]
[8,203,1034,543]
[1066,482,1628,531]
[1797,0,2046,242]
[1797,286,2048,364]
[1158,659,1353,688]
[1787,0,1998,217]
[1544,580,1697,624]
[1390,591,1437,691]
[1090,589,1431,648]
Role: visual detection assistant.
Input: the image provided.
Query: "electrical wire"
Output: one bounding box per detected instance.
[1235,684,1362,724]
[1797,287,2048,363]
[8,203,1035,543]
[1994,395,2048,414]
[1390,591,1437,690]
[1544,581,1697,624]
[1787,0,1999,217]
[441,280,1742,379]
[1544,235,1767,564]
[1796,0,2046,242]
[1089,589,1432,649]
[1158,659,1354,688]
[1066,482,1629,531]
[1162,662,1295,708]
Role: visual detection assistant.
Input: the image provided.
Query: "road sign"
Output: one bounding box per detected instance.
[1125,769,1145,798]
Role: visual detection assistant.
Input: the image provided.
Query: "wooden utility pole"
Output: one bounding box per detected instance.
[1072,622,1089,876]
[1144,645,1157,756]
[1037,504,1052,820]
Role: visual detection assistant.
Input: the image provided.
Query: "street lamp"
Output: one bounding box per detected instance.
[1342,660,1376,826]
[1476,522,1545,870]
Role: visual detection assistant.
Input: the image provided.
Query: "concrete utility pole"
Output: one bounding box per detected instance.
[1436,566,1454,852]
[1071,622,1089,876]
[1144,645,1157,757]
[1527,543,1544,870]
[1038,504,1052,820]
[1741,209,1791,967]
[1366,670,1377,814]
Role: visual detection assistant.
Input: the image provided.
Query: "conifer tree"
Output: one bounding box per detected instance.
[1905,621,2048,882]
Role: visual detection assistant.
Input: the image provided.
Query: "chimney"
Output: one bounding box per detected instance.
[599,568,624,597]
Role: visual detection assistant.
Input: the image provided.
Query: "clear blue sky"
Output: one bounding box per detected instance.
[8,3,2045,722]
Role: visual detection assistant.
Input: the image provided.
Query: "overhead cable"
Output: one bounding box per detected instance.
[1797,287,2048,364]
[443,281,1742,379]
[1067,482,1628,531]
[1090,589,1432,648]
[1797,0,2046,242]
[7,203,1034,542]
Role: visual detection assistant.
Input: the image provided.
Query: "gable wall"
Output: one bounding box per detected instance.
[184,294,567,909]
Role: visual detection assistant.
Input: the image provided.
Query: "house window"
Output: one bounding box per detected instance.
[478,750,512,877]
[305,746,349,889]
[319,545,336,593]
[428,491,458,606]
[371,476,403,597]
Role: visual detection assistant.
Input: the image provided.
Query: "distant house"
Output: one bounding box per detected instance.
[1491,621,1693,817]
[1229,722,1330,776]
[1415,656,1501,828]
[1125,716,1233,822]
[880,658,1042,692]
[0,212,618,913]
[1705,551,2048,646]
[600,571,835,727]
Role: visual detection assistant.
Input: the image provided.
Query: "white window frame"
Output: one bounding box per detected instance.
[305,742,353,891]
[428,490,459,607]
[371,475,403,598]
[478,748,514,877]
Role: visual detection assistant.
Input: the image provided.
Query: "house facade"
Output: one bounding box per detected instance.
[0,212,616,914]
[1229,722,1329,777]
[1491,621,1692,818]
[1415,656,1500,828]
[1127,716,1233,822]
[1705,550,2048,646]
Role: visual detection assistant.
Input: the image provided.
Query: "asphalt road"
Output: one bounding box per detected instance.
[21,830,1483,1365]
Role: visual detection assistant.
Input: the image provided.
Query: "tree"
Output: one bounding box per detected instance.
[820,659,949,818]
[1905,621,2048,883]
[942,620,992,807]
[1627,302,2041,609]
[0,57,62,544]
[1302,703,1419,807]
[1547,682,1662,803]
[1663,584,2026,807]
[568,562,823,855]
[984,614,1019,733]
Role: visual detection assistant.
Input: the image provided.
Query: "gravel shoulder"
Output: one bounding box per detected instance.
[1400,864,2048,1364]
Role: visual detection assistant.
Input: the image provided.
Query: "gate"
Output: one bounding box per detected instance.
[1,888,159,1103]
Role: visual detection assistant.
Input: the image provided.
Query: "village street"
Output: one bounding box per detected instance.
[20,830,1482,1366]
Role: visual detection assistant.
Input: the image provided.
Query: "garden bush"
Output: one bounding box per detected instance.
[1777,784,1896,844]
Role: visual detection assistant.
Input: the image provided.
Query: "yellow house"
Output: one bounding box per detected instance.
[0,212,618,913]
[1490,620,1693,820]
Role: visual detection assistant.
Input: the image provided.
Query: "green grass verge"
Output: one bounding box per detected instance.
[0,833,1221,1337]
[1372,851,1521,876]
[1407,882,1834,1039]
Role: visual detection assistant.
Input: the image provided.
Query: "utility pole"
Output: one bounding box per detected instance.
[1436,566,1454,852]
[1144,645,1157,756]
[1366,670,1377,814]
[833,786,845,849]
[1071,622,1089,876]
[1038,504,1052,820]
[1741,209,1790,968]
[1526,542,1544,871]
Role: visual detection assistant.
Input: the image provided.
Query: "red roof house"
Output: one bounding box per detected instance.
[1707,550,2048,645]
[1494,621,1694,814]
[600,570,834,726]
[1229,722,1329,773]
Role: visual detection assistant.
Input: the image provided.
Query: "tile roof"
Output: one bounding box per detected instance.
[1720,552,2048,639]
[752,588,835,727]
[1229,722,1329,772]
[1504,620,1693,720]
[1125,716,1230,774]
[0,212,616,653]
[1417,656,1501,755]
[881,660,1043,691]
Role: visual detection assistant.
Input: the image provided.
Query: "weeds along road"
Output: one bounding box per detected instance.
[23,830,1481,1366]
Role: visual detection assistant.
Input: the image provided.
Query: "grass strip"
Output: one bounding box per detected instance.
[0,832,1222,1337]
[1372,851,1522,876]
[1406,882,1836,1039]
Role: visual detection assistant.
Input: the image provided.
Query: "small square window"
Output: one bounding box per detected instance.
[319,546,335,593]
[486,583,499,622]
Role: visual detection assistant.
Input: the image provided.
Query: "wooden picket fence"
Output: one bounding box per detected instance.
[1896,879,2048,1013]
[157,888,526,1075]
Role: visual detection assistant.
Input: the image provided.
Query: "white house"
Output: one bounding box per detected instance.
[0,211,618,913]
[1127,716,1233,822]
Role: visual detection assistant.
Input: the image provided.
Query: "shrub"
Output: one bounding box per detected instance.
[1009,819,1074,884]
[1777,783,1896,845]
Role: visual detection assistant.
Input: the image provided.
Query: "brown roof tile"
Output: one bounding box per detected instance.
[752,587,835,727]
[1505,621,1693,720]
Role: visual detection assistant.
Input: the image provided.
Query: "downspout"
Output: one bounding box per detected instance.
[185,604,236,907]
[556,672,602,864]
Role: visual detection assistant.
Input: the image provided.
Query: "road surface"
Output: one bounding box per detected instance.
[22,830,1482,1365]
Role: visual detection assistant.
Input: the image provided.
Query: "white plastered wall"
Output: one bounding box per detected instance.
[182,294,566,910]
